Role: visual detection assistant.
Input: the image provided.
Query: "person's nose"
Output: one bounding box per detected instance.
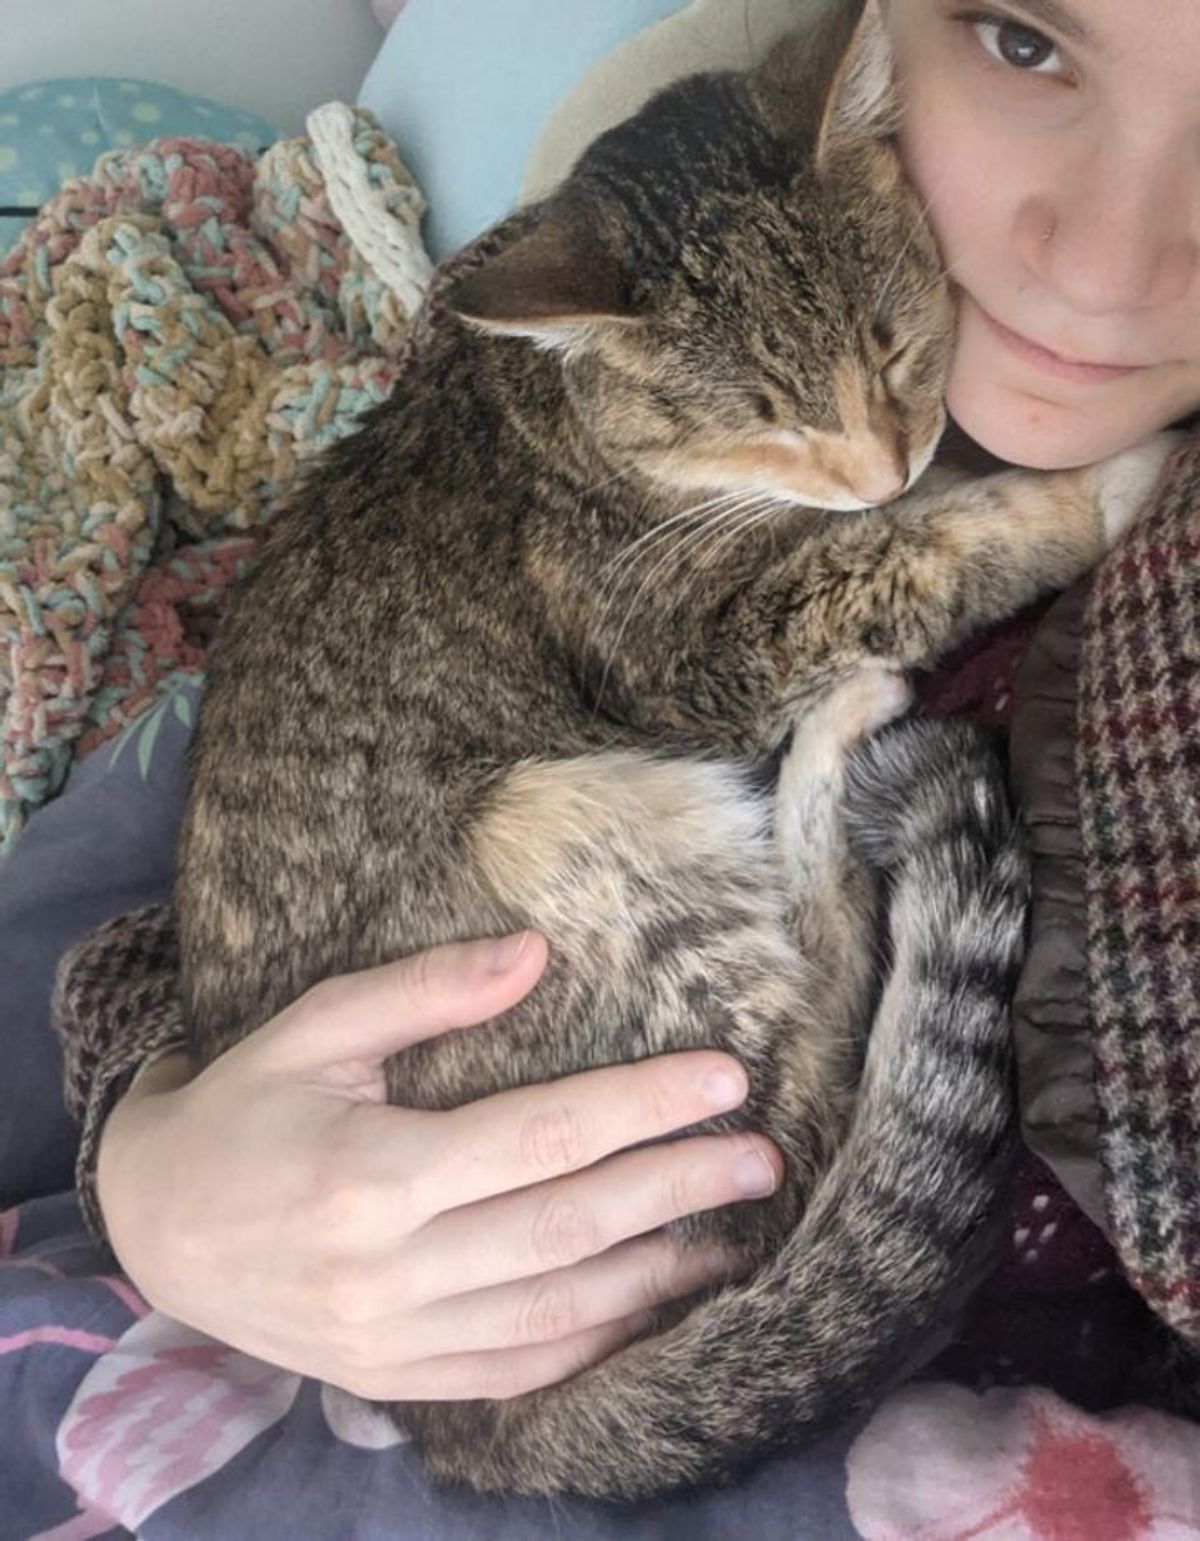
[1014,135,1199,317]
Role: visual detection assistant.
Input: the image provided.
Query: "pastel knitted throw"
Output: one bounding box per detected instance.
[0,104,432,849]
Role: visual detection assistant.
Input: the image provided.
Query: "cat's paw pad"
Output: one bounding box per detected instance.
[803,663,913,749]
[1093,432,1186,546]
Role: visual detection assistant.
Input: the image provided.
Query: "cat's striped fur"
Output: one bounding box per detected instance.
[175,0,1174,1498]
[411,713,1029,1498]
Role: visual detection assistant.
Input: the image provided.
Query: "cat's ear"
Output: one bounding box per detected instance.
[446,205,642,347]
[751,0,896,164]
[815,0,897,168]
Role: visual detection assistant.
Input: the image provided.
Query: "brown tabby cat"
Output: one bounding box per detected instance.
[174,0,1175,1500]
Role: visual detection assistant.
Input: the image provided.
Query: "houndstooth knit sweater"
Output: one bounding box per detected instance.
[1079,437,1200,1348]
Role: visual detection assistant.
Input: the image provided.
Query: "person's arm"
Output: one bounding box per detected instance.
[53,904,189,1242]
[56,918,782,1401]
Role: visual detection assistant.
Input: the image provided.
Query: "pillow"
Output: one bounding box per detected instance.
[358,0,821,262]
[358,0,687,259]
[521,0,819,205]
[0,78,276,253]
[371,0,409,27]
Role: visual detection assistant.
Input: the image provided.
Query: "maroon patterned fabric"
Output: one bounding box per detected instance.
[917,443,1200,1411]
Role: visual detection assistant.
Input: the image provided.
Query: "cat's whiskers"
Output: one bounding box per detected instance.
[592,493,762,635]
[590,490,758,638]
[876,186,939,316]
[906,248,974,318]
[675,496,788,609]
[596,488,749,588]
[682,494,775,575]
[626,490,792,655]
[649,492,773,588]
[589,489,785,719]
[893,160,994,317]
[586,505,729,683]
[700,497,788,571]
[589,510,731,658]
[577,462,636,499]
[587,492,768,718]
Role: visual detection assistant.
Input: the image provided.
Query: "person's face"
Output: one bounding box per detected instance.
[884,0,1200,468]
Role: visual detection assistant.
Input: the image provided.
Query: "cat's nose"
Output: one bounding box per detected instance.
[850,465,908,506]
[848,440,910,505]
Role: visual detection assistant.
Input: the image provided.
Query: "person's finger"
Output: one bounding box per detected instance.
[401,1049,753,1214]
[248,931,550,1073]
[405,1235,744,1358]
[337,1312,657,1404]
[402,1131,782,1300]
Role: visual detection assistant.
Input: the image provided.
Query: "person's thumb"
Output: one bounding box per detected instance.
[252,931,549,1074]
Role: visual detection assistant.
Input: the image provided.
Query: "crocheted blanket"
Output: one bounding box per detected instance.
[0,103,433,851]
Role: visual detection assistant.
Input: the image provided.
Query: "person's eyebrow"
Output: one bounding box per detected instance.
[1002,0,1096,50]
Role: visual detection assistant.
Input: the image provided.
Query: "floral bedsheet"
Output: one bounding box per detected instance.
[4,1193,1199,1541]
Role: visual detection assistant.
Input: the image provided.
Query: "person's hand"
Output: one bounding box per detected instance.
[98,932,784,1402]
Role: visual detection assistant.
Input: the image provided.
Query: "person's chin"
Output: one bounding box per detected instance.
[945,369,1150,471]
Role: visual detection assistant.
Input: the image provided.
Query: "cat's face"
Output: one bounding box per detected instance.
[452,0,952,513]
[567,147,953,513]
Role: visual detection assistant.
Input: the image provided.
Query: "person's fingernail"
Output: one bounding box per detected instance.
[732,1149,778,1196]
[702,1065,748,1110]
[484,931,531,973]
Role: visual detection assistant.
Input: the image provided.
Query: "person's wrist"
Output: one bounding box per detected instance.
[95,1054,193,1258]
[125,1048,195,1097]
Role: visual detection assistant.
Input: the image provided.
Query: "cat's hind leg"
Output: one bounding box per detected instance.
[774,663,912,913]
[773,664,912,1048]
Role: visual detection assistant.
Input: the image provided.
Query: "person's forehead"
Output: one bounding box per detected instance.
[1060,0,1200,106]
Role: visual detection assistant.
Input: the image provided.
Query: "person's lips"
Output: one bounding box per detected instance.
[974,302,1151,385]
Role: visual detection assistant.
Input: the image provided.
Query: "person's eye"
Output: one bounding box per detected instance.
[963,13,1065,77]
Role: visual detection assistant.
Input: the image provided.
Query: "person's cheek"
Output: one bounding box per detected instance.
[902,108,1007,293]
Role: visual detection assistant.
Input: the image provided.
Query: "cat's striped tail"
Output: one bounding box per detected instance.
[421,718,1028,1500]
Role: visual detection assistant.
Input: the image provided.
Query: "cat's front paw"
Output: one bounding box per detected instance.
[1091,432,1186,547]
[799,663,913,754]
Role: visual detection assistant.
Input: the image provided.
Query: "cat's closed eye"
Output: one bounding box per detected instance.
[863,320,915,385]
[882,341,913,378]
[754,393,780,424]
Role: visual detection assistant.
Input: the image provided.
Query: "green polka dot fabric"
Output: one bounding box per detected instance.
[0,78,277,252]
